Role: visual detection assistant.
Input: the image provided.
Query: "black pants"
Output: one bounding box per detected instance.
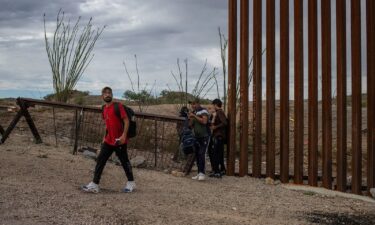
[93,142,134,184]
[212,136,226,174]
[208,137,214,171]
[195,136,209,174]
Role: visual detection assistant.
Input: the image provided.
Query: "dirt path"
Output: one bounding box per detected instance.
[0,134,374,225]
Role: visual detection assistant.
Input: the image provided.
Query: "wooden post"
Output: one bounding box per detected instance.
[18,98,42,144]
[52,107,58,146]
[0,110,23,144]
[154,119,158,167]
[73,109,83,155]
[1,98,42,144]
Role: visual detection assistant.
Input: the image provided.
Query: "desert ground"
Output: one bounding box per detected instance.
[1,98,374,225]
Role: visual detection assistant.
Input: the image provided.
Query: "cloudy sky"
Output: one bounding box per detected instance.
[0,0,229,99]
[0,0,368,99]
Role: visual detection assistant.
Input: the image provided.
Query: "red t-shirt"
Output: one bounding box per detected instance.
[102,102,129,146]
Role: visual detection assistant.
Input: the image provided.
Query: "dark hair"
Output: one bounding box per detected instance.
[101,86,112,94]
[212,98,222,107]
[179,106,189,117]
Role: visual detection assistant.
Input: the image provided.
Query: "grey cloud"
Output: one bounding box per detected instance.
[0,0,83,27]
[0,0,229,98]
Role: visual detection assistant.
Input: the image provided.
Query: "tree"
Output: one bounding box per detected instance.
[44,10,105,102]
[123,90,154,104]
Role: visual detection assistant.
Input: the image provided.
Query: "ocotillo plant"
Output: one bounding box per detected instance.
[123,54,156,112]
[218,27,228,111]
[170,58,217,112]
[218,27,266,113]
[44,10,105,102]
[169,58,189,112]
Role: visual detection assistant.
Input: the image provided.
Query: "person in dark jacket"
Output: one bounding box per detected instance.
[209,99,227,178]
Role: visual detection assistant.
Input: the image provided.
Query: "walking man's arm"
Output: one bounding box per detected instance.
[119,116,129,144]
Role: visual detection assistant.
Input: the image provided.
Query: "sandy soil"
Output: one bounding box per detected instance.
[1,132,375,225]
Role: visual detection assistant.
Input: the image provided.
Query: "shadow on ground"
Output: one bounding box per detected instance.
[302,211,375,225]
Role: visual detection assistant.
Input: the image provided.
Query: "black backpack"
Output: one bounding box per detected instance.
[102,102,137,138]
[180,117,196,154]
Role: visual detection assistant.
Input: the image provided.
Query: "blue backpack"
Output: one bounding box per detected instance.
[180,117,196,154]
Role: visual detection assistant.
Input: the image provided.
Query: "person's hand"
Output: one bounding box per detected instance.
[118,134,126,145]
[188,112,195,118]
[210,125,216,131]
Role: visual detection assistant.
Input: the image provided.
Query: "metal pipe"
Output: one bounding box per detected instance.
[294,0,304,185]
[280,0,290,183]
[227,0,237,176]
[239,0,249,177]
[321,0,333,189]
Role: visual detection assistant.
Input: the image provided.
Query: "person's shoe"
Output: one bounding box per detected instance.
[220,170,226,176]
[209,173,222,178]
[82,181,99,193]
[198,173,206,181]
[192,173,205,181]
[123,181,136,193]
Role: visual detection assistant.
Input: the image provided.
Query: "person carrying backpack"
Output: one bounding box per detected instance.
[209,99,227,178]
[82,86,136,193]
[188,98,210,181]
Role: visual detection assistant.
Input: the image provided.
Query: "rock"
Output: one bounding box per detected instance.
[130,156,146,168]
[79,146,98,154]
[171,170,185,177]
[232,207,237,211]
[38,153,48,158]
[274,180,281,185]
[265,177,275,185]
[7,106,17,112]
[83,150,96,160]
[370,188,375,199]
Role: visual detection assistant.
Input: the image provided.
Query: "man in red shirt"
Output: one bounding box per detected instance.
[82,87,135,193]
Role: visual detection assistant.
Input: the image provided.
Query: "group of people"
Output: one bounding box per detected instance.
[188,98,227,181]
[82,86,228,193]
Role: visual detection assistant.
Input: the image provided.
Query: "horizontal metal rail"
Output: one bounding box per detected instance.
[18,98,184,123]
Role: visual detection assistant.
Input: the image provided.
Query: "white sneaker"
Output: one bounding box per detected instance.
[123,181,136,193]
[192,173,205,181]
[82,181,99,193]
